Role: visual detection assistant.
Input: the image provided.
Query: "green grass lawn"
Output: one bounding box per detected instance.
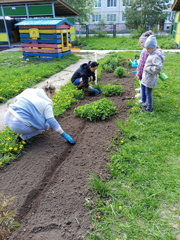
[0,49,179,239]
[72,35,178,50]
[0,52,81,103]
[85,52,180,240]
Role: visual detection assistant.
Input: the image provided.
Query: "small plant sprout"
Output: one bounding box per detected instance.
[0,193,20,239]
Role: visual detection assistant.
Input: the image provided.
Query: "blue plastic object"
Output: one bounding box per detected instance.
[91,88,100,94]
[128,59,138,68]
[61,132,75,145]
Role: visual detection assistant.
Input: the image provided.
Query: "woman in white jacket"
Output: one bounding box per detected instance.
[4,81,75,145]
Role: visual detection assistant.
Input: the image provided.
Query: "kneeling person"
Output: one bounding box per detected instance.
[71,61,100,94]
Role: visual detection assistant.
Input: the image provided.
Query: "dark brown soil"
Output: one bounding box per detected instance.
[0,69,135,240]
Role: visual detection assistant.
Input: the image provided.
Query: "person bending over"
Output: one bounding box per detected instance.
[4,81,75,145]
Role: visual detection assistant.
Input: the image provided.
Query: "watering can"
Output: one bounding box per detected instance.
[159,72,168,81]
[128,70,137,74]
[128,58,138,68]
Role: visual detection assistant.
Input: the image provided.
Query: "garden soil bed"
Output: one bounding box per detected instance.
[0,69,135,240]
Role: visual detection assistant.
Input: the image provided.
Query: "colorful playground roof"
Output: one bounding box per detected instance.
[15,18,73,27]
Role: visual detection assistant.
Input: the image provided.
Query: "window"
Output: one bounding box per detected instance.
[92,15,102,22]
[123,0,131,6]
[107,14,116,22]
[122,13,126,21]
[107,0,117,7]
[94,0,101,7]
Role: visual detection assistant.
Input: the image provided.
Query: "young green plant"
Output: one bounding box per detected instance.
[74,98,118,121]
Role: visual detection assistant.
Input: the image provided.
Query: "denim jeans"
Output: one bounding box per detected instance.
[141,83,146,102]
[145,87,153,110]
[4,112,47,140]
[72,78,81,86]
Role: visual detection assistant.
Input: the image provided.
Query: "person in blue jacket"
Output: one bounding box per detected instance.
[4,81,75,145]
[71,61,100,94]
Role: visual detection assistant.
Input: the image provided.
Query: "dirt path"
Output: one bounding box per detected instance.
[0,69,135,240]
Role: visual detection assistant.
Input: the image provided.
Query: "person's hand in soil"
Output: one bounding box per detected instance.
[91,88,100,94]
[61,132,75,145]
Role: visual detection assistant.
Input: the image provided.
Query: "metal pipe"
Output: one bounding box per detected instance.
[1,5,11,48]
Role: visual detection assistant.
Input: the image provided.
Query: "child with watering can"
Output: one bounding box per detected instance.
[140,35,165,113]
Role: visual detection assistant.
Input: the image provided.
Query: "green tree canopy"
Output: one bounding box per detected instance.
[123,0,171,31]
[64,0,93,24]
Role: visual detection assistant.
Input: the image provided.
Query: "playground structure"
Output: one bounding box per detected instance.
[0,0,78,48]
[172,0,180,48]
[15,18,73,60]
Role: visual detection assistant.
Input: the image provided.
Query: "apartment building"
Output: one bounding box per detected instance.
[89,0,174,31]
[89,0,126,24]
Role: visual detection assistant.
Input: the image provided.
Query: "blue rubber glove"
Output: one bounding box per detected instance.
[91,88,100,94]
[61,132,75,145]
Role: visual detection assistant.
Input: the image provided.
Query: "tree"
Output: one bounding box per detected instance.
[63,0,93,24]
[123,0,171,31]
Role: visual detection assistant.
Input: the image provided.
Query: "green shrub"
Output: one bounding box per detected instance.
[131,26,144,39]
[102,57,121,72]
[74,98,118,121]
[114,66,128,77]
[102,84,124,97]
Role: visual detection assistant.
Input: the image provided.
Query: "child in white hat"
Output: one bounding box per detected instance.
[140,35,165,113]
[136,30,153,103]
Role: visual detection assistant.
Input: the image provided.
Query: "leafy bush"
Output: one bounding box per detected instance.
[103,57,121,72]
[114,66,128,77]
[0,193,19,239]
[131,26,144,39]
[102,84,124,97]
[74,98,118,121]
[101,53,129,73]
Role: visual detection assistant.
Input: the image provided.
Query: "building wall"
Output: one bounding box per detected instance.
[89,0,125,24]
[88,0,174,30]
[163,0,174,31]
[172,12,180,46]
